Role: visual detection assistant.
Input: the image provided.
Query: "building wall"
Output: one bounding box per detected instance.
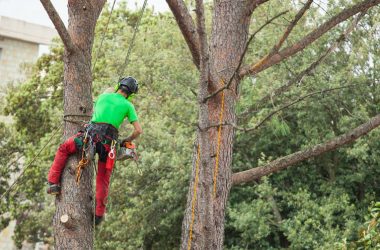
[0,16,57,88]
[0,36,39,85]
[0,220,16,250]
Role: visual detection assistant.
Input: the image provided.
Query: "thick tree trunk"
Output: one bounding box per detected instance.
[181,1,252,249]
[46,1,105,249]
[168,0,380,249]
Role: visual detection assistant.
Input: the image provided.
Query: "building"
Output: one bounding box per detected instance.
[0,16,57,87]
[0,16,57,249]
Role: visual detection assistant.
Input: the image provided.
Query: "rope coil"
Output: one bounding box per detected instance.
[76,132,90,185]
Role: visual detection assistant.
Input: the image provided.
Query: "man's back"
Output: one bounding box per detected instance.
[91,92,138,129]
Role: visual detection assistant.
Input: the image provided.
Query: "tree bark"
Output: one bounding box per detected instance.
[42,0,105,249]
[180,1,255,249]
[166,0,200,69]
[172,0,380,249]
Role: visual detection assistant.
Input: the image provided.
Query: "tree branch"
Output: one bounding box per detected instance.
[166,0,200,69]
[202,10,289,103]
[40,0,76,52]
[244,84,361,132]
[239,0,380,78]
[239,11,366,118]
[242,0,313,75]
[195,0,209,87]
[232,113,380,185]
[272,0,313,54]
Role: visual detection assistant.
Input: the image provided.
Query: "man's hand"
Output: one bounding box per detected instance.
[123,121,142,143]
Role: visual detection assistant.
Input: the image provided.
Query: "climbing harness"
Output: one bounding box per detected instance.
[75,123,119,185]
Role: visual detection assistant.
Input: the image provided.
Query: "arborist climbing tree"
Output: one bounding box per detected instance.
[47,77,142,225]
[35,0,148,247]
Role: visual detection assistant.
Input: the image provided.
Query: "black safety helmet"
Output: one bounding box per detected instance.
[118,76,138,95]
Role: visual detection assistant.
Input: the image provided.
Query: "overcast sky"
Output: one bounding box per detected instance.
[0,0,169,27]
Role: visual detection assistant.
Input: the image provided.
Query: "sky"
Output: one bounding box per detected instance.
[0,0,169,54]
[0,0,170,27]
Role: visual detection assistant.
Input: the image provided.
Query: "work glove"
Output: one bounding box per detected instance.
[120,138,129,146]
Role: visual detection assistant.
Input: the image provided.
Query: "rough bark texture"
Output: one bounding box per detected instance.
[171,0,380,249]
[180,1,255,249]
[42,0,105,249]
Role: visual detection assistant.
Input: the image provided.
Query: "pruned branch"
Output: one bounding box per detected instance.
[202,10,289,103]
[40,0,76,52]
[60,214,76,229]
[239,11,366,118]
[167,0,200,69]
[239,0,380,78]
[232,113,380,185]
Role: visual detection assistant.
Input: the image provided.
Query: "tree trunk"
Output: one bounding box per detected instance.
[168,0,380,248]
[181,1,252,249]
[49,1,105,249]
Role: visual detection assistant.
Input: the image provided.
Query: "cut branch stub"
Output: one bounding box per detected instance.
[60,214,77,229]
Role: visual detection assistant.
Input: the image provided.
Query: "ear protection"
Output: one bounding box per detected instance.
[114,77,138,99]
[114,78,122,92]
[127,93,136,101]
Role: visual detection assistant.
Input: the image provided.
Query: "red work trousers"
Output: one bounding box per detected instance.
[47,135,113,217]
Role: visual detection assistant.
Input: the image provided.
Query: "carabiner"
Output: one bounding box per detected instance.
[108,140,117,159]
[108,150,115,159]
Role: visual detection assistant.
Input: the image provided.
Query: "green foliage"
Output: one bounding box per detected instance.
[0,1,379,249]
[345,202,380,250]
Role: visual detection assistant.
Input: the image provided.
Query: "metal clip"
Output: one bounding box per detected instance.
[108,140,116,159]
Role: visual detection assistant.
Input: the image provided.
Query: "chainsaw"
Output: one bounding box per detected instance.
[117,141,138,161]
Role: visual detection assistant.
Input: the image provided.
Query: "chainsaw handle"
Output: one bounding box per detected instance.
[124,141,136,149]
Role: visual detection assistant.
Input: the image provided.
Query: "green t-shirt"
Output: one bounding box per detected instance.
[91,93,138,129]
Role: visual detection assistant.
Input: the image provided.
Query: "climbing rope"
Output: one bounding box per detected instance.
[187,80,226,248]
[0,123,63,201]
[92,160,97,241]
[187,144,201,250]
[92,0,117,71]
[213,79,226,198]
[117,0,148,79]
[75,131,90,185]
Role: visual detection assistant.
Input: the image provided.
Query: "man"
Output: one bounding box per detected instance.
[47,76,142,225]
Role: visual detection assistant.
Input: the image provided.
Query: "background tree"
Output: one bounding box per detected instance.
[0,1,379,249]
[166,0,380,248]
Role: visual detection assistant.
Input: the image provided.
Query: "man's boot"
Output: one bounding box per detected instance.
[47,182,61,195]
[94,215,103,226]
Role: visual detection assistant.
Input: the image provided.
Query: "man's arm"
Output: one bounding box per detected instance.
[123,121,142,142]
